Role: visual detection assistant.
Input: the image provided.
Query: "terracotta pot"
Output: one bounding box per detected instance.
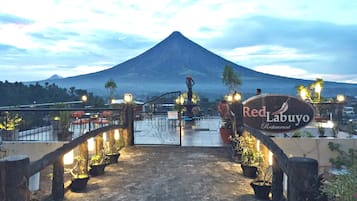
[219,127,232,144]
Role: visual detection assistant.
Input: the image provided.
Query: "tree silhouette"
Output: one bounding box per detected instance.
[222,65,241,93]
[104,78,117,103]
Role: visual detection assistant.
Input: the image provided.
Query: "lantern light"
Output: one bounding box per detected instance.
[114,129,120,140]
[63,150,74,165]
[87,137,95,152]
[269,151,273,166]
[124,93,133,104]
[336,94,345,103]
[103,132,107,142]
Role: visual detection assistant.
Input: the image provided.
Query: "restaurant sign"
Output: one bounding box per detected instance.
[243,95,315,133]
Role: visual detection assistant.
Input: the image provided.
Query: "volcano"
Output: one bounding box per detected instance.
[38,31,357,99]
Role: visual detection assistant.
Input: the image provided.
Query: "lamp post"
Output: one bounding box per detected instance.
[336,94,345,126]
[175,94,184,146]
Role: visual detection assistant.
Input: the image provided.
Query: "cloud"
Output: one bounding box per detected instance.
[0,0,356,83]
[206,16,357,80]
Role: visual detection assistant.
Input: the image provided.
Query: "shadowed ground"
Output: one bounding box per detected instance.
[64,146,260,201]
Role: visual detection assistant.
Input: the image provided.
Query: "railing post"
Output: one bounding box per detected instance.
[96,134,104,154]
[287,157,318,201]
[52,155,64,201]
[123,104,134,146]
[272,156,284,201]
[0,155,30,201]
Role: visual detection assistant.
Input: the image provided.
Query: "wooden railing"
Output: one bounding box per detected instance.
[231,102,319,201]
[0,105,135,201]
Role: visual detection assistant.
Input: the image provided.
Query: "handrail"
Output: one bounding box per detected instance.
[244,126,289,172]
[28,125,120,176]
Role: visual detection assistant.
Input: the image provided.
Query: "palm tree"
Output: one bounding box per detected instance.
[104,78,117,103]
[222,65,241,93]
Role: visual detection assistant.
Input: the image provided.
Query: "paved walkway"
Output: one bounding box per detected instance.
[64,146,260,201]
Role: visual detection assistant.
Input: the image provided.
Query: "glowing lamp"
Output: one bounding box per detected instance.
[63,150,74,165]
[114,129,120,140]
[233,93,242,102]
[87,137,95,152]
[336,94,345,102]
[124,93,133,104]
[81,95,88,102]
[269,151,273,166]
[103,132,107,142]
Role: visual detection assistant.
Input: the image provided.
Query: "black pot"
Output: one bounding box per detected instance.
[89,163,106,176]
[105,153,120,164]
[70,176,90,192]
[241,164,258,179]
[250,180,272,200]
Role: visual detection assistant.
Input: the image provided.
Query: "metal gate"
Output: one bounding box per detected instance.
[133,91,224,146]
[134,113,182,145]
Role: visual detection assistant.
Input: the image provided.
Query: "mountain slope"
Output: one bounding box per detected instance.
[39,31,357,98]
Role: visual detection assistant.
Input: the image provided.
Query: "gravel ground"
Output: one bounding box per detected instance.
[33,146,261,201]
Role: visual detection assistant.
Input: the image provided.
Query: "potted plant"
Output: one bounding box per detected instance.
[217,100,233,144]
[89,151,107,176]
[250,164,272,200]
[239,133,263,178]
[68,156,90,192]
[0,112,22,141]
[104,135,124,164]
[230,134,242,163]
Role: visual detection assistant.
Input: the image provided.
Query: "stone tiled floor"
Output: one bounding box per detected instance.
[63,146,260,201]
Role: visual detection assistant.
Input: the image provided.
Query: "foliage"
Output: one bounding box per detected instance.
[69,156,88,178]
[328,142,357,169]
[319,142,357,201]
[239,133,263,167]
[90,150,107,165]
[222,65,241,93]
[104,78,117,102]
[0,112,22,131]
[0,81,104,107]
[320,167,357,201]
[296,78,324,102]
[230,134,243,153]
[257,165,273,185]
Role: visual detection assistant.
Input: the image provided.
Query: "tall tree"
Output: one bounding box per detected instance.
[222,65,241,92]
[104,78,117,103]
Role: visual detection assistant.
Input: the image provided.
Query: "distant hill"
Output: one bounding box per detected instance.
[33,31,357,99]
[46,74,63,80]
